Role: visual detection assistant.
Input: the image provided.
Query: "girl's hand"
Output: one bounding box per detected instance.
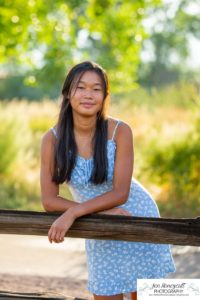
[98,207,132,216]
[48,210,75,243]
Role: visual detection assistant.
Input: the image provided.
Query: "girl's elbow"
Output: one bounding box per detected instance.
[42,198,54,212]
[117,190,129,205]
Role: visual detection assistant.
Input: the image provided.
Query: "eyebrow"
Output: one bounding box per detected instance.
[78,80,102,86]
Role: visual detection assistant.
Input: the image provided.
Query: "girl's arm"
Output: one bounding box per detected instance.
[48,122,134,243]
[40,131,79,212]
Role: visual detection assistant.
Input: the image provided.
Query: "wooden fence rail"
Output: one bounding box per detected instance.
[0,209,200,246]
[0,291,82,299]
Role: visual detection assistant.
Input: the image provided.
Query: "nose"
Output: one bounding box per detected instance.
[84,89,93,98]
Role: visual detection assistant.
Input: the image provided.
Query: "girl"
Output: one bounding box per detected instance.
[40,61,175,300]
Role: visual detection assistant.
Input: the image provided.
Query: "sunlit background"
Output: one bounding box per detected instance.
[0,0,200,218]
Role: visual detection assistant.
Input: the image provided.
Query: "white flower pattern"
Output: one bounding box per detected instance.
[50,121,176,296]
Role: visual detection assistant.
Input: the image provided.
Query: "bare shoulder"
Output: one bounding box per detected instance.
[107,117,133,141]
[41,129,56,153]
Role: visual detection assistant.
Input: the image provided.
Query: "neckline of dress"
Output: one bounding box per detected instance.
[77,139,116,162]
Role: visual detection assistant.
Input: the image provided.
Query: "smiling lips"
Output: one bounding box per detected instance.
[81,102,95,108]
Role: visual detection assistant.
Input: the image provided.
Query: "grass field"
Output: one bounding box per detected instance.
[0,83,199,217]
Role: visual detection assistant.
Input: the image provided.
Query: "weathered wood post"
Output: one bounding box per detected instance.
[0,209,200,246]
[0,291,85,299]
[1,209,200,299]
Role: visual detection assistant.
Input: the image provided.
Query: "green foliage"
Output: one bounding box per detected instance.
[0,75,57,100]
[138,0,200,87]
[112,81,200,108]
[0,0,160,93]
[0,119,18,174]
[0,105,31,174]
[0,174,42,210]
[142,116,200,217]
[29,116,53,133]
[0,0,199,98]
[0,99,58,210]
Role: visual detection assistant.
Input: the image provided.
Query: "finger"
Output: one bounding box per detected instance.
[127,210,132,216]
[58,230,65,243]
[125,211,132,216]
[56,236,64,243]
[55,231,62,243]
[118,209,126,215]
[48,227,53,243]
[120,209,132,216]
[49,227,57,243]
[53,230,65,243]
[125,212,132,216]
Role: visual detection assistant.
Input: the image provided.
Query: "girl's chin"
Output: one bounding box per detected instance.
[74,109,100,117]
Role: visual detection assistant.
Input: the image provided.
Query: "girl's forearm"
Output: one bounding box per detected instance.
[68,189,128,219]
[42,195,79,212]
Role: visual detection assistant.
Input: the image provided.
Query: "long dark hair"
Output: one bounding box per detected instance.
[52,61,110,184]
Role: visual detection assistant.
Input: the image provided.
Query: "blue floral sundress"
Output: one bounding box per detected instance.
[50,120,175,296]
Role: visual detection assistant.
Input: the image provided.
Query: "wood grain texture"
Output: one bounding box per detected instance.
[0,290,85,299]
[0,209,200,246]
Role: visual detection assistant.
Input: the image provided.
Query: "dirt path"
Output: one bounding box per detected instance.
[0,235,89,299]
[0,234,200,299]
[0,235,87,279]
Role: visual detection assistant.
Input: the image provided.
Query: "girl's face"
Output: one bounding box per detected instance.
[69,71,104,117]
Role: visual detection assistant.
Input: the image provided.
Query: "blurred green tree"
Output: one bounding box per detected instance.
[138,0,200,87]
[0,0,160,98]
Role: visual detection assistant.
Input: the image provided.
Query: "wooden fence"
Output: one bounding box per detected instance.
[1,209,200,298]
[0,291,81,299]
[1,209,200,246]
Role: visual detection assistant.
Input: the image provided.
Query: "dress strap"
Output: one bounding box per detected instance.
[50,127,58,139]
[111,120,122,140]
